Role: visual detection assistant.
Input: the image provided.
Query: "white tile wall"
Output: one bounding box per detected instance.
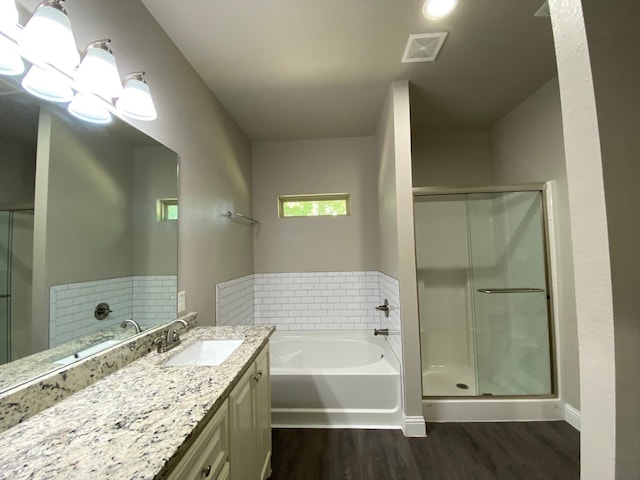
[50,275,177,347]
[132,275,178,326]
[253,271,382,331]
[378,272,403,367]
[216,274,255,326]
[50,278,133,347]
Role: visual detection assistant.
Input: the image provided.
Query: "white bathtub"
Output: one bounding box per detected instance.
[270,330,401,429]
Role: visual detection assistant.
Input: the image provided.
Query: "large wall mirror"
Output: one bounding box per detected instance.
[0,75,178,393]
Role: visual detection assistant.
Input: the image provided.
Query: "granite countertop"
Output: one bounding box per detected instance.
[0,325,274,480]
[0,325,138,393]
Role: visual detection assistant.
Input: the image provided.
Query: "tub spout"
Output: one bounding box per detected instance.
[120,319,141,334]
[374,328,389,336]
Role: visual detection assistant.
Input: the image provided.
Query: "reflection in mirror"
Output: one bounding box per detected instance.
[0,77,178,393]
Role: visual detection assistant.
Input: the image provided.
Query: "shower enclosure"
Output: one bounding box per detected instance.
[0,209,34,364]
[414,186,554,398]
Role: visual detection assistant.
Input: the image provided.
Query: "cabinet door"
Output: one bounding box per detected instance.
[255,346,272,480]
[229,365,257,480]
[168,400,229,480]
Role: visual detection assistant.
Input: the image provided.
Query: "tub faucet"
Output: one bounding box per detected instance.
[120,319,141,334]
[374,328,389,336]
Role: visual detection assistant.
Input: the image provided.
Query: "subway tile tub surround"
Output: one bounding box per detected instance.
[216,271,403,364]
[254,271,381,331]
[50,275,177,346]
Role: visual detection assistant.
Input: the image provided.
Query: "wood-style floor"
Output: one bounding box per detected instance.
[269,422,579,480]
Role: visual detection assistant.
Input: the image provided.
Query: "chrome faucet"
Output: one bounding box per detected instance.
[120,319,141,334]
[154,319,189,353]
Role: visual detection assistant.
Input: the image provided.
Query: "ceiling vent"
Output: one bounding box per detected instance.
[402,32,448,63]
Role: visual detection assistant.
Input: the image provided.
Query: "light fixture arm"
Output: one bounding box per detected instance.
[122,71,147,84]
[81,38,113,57]
[36,0,67,15]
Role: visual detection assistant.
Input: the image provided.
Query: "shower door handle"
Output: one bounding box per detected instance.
[477,288,545,294]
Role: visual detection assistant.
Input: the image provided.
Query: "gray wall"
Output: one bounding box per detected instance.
[579,1,640,476]
[9,211,33,361]
[44,113,135,285]
[132,145,178,276]
[252,137,378,273]
[0,140,35,208]
[490,78,579,409]
[411,130,492,187]
[17,0,254,325]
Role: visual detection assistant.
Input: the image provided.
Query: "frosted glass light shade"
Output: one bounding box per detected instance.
[19,1,80,70]
[68,92,112,124]
[116,75,157,121]
[22,65,73,102]
[75,43,123,99]
[0,36,24,76]
[0,0,19,27]
[423,0,458,18]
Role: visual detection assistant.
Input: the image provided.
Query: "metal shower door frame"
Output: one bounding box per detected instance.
[412,183,557,399]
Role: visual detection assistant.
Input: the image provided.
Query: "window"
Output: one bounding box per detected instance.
[278,193,350,218]
[157,198,178,221]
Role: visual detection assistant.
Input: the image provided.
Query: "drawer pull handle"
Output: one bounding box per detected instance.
[202,464,212,477]
[253,371,263,382]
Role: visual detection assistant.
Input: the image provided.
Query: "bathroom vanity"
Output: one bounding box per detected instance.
[0,324,274,479]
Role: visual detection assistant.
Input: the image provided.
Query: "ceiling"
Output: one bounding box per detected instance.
[141,0,557,141]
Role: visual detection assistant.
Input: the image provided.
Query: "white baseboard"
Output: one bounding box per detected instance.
[402,415,426,437]
[564,403,581,431]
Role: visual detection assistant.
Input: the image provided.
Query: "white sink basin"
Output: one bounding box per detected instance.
[54,339,121,366]
[164,339,244,366]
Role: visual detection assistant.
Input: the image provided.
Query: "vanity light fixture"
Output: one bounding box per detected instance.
[0,0,24,75]
[0,0,19,24]
[116,72,157,121]
[68,92,112,124]
[0,37,24,75]
[0,0,158,123]
[21,64,74,102]
[74,39,123,100]
[422,0,459,18]
[19,0,79,71]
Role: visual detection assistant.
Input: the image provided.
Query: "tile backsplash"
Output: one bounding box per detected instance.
[378,272,402,367]
[50,275,177,347]
[215,271,401,337]
[216,274,254,327]
[253,271,381,331]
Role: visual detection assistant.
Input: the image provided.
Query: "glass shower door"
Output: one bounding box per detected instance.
[467,191,552,396]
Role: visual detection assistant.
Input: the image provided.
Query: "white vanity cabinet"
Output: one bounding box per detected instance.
[167,400,230,480]
[166,343,271,480]
[229,344,271,480]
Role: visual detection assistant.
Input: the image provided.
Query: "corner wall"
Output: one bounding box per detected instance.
[548,0,616,477]
[557,1,640,477]
[375,81,425,436]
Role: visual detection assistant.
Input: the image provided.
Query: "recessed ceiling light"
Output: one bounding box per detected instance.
[423,0,459,18]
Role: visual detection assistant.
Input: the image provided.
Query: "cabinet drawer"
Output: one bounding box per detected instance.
[168,400,229,480]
